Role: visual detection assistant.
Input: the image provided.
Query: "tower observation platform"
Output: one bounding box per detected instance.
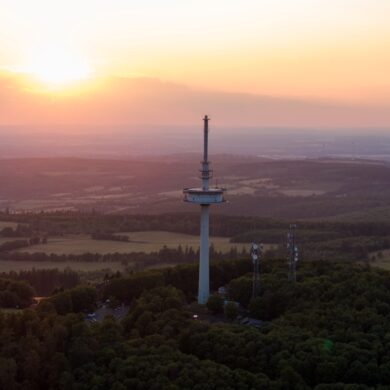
[183,116,226,304]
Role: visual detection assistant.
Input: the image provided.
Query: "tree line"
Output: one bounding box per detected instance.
[0,237,47,253]
[0,245,248,270]
[2,211,390,238]
[0,268,80,296]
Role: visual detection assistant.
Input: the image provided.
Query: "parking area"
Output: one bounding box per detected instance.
[86,303,129,323]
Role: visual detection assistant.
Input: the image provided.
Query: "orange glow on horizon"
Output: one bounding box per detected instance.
[0,0,389,126]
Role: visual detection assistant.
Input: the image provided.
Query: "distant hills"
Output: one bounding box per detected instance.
[0,156,388,220]
[1,72,390,127]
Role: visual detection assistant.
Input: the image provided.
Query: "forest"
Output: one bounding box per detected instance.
[1,258,390,388]
[0,269,80,296]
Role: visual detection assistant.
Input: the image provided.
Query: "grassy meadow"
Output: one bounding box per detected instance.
[13,231,247,255]
[0,236,29,245]
[0,221,19,229]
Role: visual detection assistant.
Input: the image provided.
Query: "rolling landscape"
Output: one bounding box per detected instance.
[0,155,389,220]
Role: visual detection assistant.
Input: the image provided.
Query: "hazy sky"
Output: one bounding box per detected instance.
[0,0,389,126]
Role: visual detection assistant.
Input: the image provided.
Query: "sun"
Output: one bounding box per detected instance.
[27,46,92,86]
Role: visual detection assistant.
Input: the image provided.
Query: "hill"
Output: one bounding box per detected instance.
[0,156,389,219]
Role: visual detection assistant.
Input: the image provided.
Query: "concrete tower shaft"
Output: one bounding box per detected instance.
[199,204,210,304]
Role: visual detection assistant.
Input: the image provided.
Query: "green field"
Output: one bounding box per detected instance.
[0,220,19,229]
[0,260,124,273]
[14,231,248,255]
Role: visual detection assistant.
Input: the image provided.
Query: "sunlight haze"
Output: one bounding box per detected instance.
[0,0,389,126]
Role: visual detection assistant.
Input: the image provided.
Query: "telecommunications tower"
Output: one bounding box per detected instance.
[287,224,299,282]
[183,116,226,304]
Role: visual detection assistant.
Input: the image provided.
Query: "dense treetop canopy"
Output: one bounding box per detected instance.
[1,258,390,388]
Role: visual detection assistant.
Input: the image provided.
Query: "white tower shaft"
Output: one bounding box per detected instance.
[198,204,210,304]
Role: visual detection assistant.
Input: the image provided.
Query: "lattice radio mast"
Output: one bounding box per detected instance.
[251,242,263,297]
[287,224,299,282]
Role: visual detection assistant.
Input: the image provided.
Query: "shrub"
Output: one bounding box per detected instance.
[224,301,239,320]
[207,294,224,314]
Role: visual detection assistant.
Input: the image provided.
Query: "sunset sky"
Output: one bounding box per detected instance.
[0,0,389,127]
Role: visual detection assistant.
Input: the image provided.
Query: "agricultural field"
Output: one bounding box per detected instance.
[0,220,19,229]
[325,206,390,223]
[0,236,29,245]
[13,231,247,255]
[0,260,124,273]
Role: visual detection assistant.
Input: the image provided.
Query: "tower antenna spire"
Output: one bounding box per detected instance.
[202,115,210,191]
[203,115,209,163]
